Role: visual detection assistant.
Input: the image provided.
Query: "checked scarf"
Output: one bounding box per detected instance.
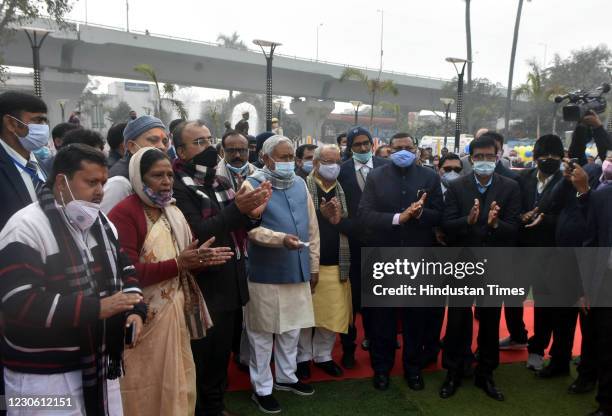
[173,158,248,259]
[39,185,140,416]
[306,174,350,282]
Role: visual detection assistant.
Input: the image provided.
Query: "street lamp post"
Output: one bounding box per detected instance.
[376,9,384,77]
[350,101,362,125]
[57,99,69,122]
[253,39,282,132]
[445,57,472,153]
[440,97,455,148]
[316,23,323,61]
[21,27,52,97]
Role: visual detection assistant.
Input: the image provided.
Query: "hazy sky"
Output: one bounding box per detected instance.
[68,0,611,87]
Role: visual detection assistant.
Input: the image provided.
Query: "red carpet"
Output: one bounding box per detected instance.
[227,302,583,391]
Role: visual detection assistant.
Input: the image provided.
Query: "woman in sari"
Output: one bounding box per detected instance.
[109,147,233,415]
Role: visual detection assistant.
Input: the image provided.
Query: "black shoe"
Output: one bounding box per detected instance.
[568,376,596,394]
[373,373,390,391]
[274,381,314,396]
[296,361,311,380]
[251,393,281,414]
[439,373,461,399]
[587,410,612,416]
[361,338,370,351]
[474,376,505,401]
[405,374,425,391]
[341,350,356,369]
[536,364,570,379]
[315,360,343,377]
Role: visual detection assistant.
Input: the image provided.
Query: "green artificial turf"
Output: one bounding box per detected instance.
[225,363,597,416]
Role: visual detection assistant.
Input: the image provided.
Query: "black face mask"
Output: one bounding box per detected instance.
[191,146,218,183]
[249,150,259,164]
[537,158,561,175]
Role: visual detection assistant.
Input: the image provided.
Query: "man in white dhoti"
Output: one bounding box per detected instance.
[243,135,320,414]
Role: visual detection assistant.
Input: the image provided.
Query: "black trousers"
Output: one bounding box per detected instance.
[443,306,501,378]
[504,306,528,343]
[528,307,578,367]
[368,307,443,377]
[577,310,597,381]
[192,308,239,416]
[591,307,612,412]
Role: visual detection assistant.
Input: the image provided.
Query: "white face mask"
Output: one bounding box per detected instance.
[61,175,100,232]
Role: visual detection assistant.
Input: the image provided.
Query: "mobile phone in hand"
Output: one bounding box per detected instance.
[125,321,136,347]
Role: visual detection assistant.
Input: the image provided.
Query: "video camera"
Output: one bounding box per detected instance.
[554,83,610,122]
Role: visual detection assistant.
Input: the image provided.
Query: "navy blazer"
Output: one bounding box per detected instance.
[0,142,36,230]
[358,162,443,247]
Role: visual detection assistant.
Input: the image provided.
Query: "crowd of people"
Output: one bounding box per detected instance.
[0,89,611,416]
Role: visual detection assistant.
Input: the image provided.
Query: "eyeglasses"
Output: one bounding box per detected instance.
[441,166,462,173]
[471,153,497,162]
[352,141,371,150]
[190,137,211,147]
[224,148,249,155]
[319,159,341,166]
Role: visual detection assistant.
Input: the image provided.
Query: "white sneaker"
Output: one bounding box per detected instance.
[526,353,544,371]
[499,336,528,350]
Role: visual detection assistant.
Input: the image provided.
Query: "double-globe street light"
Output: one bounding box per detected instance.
[445,57,472,154]
[253,39,282,132]
[21,26,53,98]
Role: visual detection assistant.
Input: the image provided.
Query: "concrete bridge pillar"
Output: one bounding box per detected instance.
[290,97,335,143]
[41,69,89,127]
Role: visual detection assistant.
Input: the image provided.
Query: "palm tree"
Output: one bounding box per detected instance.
[340,67,399,129]
[513,61,563,138]
[504,0,531,135]
[216,32,248,107]
[133,64,188,121]
[216,31,248,50]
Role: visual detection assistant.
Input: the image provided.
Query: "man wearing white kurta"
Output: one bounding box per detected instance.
[243,135,320,414]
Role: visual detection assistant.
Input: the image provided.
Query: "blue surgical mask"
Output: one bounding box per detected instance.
[390,150,416,168]
[273,159,295,176]
[302,160,314,174]
[353,150,372,164]
[9,116,49,151]
[226,162,249,176]
[318,163,341,181]
[473,161,496,177]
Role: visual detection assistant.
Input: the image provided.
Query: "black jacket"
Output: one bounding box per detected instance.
[172,178,255,312]
[358,162,443,247]
[583,185,612,304]
[338,156,390,277]
[0,142,48,230]
[517,168,563,247]
[442,173,521,246]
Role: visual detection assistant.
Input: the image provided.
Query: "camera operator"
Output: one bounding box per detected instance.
[568,110,610,165]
